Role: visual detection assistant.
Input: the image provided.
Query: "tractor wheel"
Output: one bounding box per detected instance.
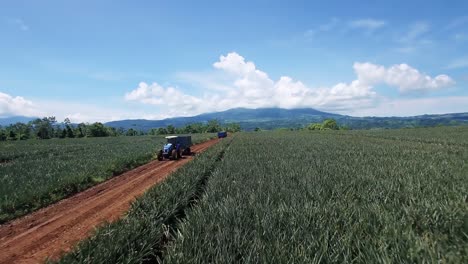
[157,150,163,161]
[184,147,191,155]
[177,149,182,159]
[171,149,178,160]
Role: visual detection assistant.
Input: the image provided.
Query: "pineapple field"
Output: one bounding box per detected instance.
[55,127,467,263]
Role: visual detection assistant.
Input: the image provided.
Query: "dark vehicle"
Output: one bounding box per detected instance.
[157,135,192,161]
[217,131,227,138]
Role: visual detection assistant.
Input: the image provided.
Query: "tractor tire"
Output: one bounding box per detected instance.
[157,150,163,161]
[184,147,191,155]
[171,149,178,160]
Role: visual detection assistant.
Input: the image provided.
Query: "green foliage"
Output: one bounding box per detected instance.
[87,122,109,137]
[8,130,17,140]
[149,120,240,135]
[206,119,222,133]
[34,117,56,139]
[322,118,339,130]
[54,127,468,263]
[225,122,241,133]
[0,130,6,141]
[125,128,138,136]
[307,123,323,130]
[157,127,168,135]
[164,128,468,263]
[0,134,214,223]
[57,138,231,264]
[167,125,176,134]
[308,118,341,131]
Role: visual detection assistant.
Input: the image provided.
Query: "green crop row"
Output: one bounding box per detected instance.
[0,134,214,223]
[163,128,467,263]
[57,137,232,264]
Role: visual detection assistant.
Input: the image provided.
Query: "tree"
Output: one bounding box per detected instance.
[191,123,204,133]
[148,128,158,135]
[0,130,6,141]
[254,127,261,132]
[206,120,221,133]
[307,123,322,130]
[126,128,138,136]
[225,123,241,133]
[322,119,339,130]
[87,123,109,137]
[8,130,17,140]
[34,117,56,139]
[75,123,87,138]
[66,125,75,138]
[307,119,340,131]
[60,129,67,138]
[63,118,75,138]
[166,125,176,134]
[157,127,168,135]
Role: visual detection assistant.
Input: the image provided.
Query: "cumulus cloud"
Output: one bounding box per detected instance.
[354,62,455,93]
[0,92,38,117]
[125,52,455,116]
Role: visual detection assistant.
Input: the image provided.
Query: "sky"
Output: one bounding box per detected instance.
[1,0,468,122]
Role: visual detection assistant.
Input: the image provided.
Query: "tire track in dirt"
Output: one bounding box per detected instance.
[0,138,219,264]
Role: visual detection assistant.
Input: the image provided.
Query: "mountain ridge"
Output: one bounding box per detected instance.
[105,107,468,131]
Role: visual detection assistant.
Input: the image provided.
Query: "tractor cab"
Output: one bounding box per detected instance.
[157,135,192,161]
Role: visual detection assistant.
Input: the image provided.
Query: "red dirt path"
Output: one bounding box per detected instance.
[0,138,219,264]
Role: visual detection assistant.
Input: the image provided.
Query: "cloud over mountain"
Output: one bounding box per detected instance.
[125,52,454,116]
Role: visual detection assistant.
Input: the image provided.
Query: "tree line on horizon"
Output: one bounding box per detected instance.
[0,117,241,141]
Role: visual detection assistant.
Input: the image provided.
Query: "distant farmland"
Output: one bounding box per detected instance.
[58,127,468,263]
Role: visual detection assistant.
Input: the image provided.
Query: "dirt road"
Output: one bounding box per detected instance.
[0,138,219,264]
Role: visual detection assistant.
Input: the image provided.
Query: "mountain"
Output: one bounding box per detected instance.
[0,116,37,126]
[105,108,342,131]
[105,107,468,131]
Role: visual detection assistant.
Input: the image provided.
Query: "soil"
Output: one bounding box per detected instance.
[0,138,219,264]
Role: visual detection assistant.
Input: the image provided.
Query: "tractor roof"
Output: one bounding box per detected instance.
[165,136,178,139]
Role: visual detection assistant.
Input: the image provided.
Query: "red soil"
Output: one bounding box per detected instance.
[0,138,219,264]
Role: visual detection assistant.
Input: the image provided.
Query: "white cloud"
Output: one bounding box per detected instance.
[354,62,455,93]
[125,52,455,117]
[125,82,207,116]
[0,91,157,123]
[0,92,38,117]
[350,19,386,30]
[0,52,459,122]
[126,53,377,114]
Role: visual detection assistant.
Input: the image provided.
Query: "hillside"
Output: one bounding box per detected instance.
[105,107,468,131]
[0,116,37,126]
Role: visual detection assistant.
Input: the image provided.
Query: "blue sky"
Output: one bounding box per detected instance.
[1,0,468,122]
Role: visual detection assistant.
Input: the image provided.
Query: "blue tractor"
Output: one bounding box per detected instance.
[157,135,192,161]
[217,131,227,138]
